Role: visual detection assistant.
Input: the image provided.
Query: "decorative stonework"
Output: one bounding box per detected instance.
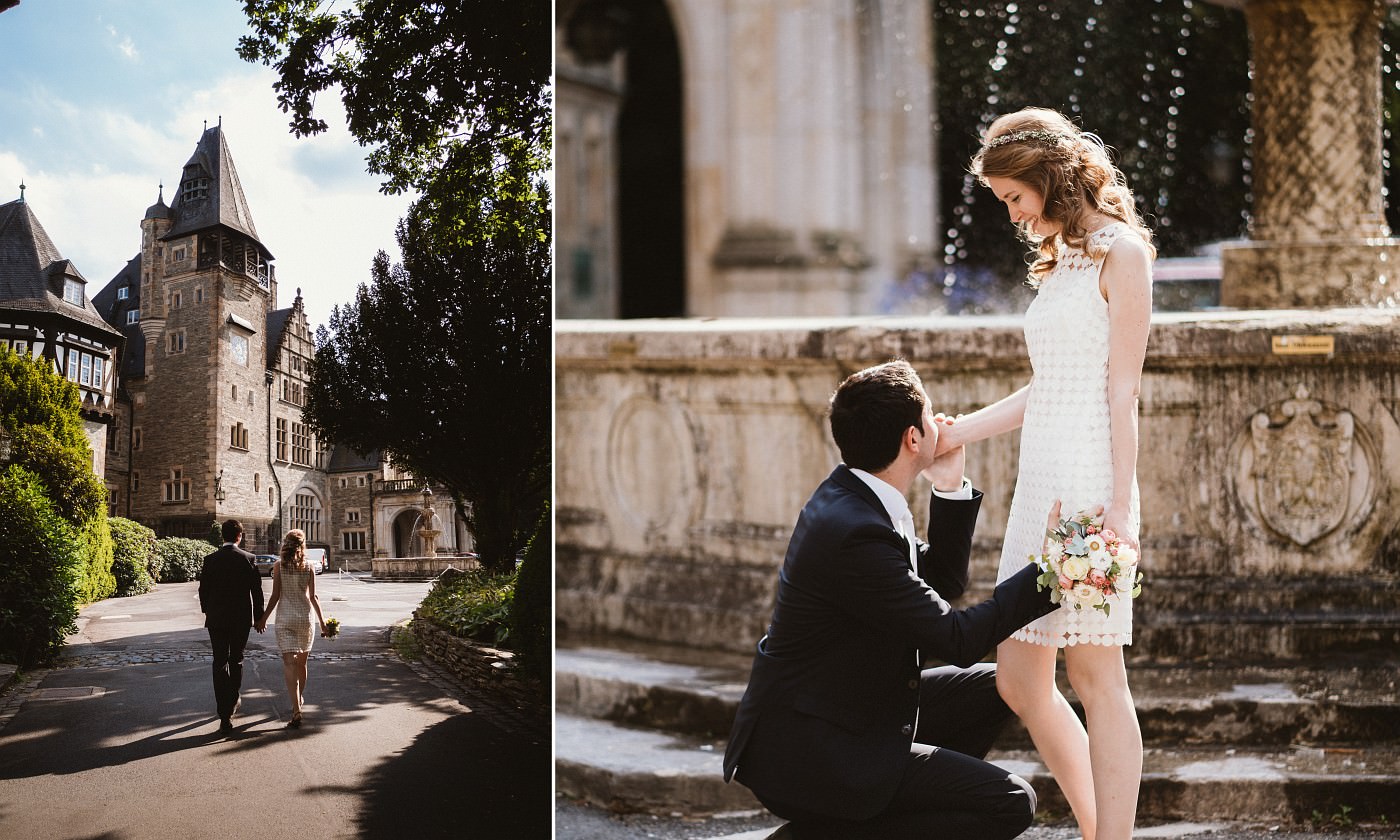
[606,395,698,535]
[1238,385,1372,547]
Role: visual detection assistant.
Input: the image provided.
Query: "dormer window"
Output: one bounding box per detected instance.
[117,287,129,301]
[127,310,140,324]
[63,278,83,306]
[180,165,210,202]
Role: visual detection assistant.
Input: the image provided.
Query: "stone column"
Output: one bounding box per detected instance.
[1221,0,1400,308]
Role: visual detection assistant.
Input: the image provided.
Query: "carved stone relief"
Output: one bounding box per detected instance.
[606,394,698,536]
[1238,384,1373,546]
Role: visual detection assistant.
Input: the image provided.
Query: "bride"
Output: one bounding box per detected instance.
[935,107,1155,840]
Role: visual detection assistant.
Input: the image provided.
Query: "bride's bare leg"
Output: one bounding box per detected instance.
[1065,643,1141,840]
[997,638,1097,840]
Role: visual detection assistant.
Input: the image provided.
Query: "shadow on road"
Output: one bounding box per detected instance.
[350,712,551,839]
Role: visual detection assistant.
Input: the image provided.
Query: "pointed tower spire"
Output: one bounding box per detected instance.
[18,180,25,203]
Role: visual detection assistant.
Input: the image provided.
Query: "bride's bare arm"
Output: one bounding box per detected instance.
[934,384,1031,455]
[1100,235,1153,547]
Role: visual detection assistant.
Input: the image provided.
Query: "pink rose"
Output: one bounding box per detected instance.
[1058,574,1074,591]
[1101,529,1117,541]
[1087,569,1109,589]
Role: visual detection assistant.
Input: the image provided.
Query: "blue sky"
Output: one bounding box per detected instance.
[0,0,414,327]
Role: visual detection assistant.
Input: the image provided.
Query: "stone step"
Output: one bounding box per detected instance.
[556,644,1400,747]
[556,712,1400,824]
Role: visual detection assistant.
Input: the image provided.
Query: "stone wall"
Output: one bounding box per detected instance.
[411,611,547,725]
[556,314,1400,664]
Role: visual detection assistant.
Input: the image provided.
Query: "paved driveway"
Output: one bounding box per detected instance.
[0,574,551,839]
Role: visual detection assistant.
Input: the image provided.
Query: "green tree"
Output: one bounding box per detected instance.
[0,466,83,666]
[305,139,550,573]
[0,346,113,605]
[237,0,550,195]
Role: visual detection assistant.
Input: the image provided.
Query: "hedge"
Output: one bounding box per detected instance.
[0,466,84,666]
[153,537,212,583]
[110,517,157,597]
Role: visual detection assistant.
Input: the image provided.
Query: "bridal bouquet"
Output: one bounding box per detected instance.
[323,617,341,639]
[1032,510,1142,617]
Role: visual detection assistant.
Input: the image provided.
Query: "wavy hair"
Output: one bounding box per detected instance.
[970,108,1155,286]
[279,528,307,570]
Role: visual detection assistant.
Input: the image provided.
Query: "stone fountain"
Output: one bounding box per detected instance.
[370,485,475,581]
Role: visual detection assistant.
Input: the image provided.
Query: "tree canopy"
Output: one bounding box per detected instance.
[304,138,550,572]
[238,0,551,195]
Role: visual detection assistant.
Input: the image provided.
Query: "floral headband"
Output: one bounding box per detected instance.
[982,129,1070,150]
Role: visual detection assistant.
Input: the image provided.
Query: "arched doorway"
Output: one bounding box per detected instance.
[560,0,686,318]
[616,0,685,317]
[392,509,419,558]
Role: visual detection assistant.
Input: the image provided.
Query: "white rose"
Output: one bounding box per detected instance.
[1114,565,1139,593]
[1071,583,1104,609]
[1060,554,1090,581]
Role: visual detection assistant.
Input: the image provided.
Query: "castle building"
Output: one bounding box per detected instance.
[81,123,471,561]
[0,190,123,472]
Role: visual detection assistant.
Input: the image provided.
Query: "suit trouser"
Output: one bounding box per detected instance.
[755,663,1037,840]
[208,625,252,719]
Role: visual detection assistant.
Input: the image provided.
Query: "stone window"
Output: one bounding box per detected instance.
[63,278,83,306]
[275,418,288,462]
[171,291,182,310]
[290,492,322,542]
[341,530,366,552]
[232,385,238,400]
[163,468,190,503]
[195,287,204,303]
[280,377,289,402]
[268,488,274,506]
[133,471,141,494]
[167,330,185,355]
[107,486,119,512]
[230,422,249,450]
[338,477,348,489]
[172,246,187,262]
[357,476,367,487]
[346,508,361,524]
[127,310,140,324]
[254,473,261,492]
[133,427,143,450]
[315,441,328,470]
[108,418,119,452]
[291,422,311,466]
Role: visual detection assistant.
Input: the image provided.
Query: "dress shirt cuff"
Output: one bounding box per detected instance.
[931,477,973,500]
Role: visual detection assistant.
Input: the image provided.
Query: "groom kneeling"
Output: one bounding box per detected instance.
[723,360,1059,839]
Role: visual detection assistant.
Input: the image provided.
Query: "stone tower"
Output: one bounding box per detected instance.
[123,124,280,542]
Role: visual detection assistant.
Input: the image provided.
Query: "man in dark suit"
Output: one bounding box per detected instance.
[723,360,1060,839]
[198,519,265,734]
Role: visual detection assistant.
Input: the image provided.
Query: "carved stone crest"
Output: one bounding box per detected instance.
[1248,385,1354,546]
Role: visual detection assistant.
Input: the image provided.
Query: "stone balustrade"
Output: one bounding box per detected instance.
[556,314,1400,664]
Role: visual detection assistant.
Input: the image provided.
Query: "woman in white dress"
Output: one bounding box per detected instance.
[258,528,326,728]
[934,108,1154,840]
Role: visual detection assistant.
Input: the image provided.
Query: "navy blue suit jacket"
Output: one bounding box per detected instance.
[722,465,1057,820]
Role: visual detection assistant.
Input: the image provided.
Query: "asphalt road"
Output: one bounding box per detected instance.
[0,573,551,840]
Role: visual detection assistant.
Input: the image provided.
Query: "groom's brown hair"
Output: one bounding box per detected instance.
[828,360,927,472]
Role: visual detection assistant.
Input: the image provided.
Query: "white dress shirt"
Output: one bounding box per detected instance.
[849,469,973,570]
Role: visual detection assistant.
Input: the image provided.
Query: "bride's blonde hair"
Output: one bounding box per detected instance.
[279,528,307,570]
[970,107,1155,287]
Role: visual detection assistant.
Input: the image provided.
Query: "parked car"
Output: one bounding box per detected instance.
[254,554,278,576]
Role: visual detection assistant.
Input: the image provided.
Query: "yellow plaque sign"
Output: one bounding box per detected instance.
[1271,335,1335,356]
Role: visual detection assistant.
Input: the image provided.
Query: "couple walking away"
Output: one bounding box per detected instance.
[724,107,1154,840]
[199,521,329,733]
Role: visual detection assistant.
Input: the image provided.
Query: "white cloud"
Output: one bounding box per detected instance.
[2,68,414,329]
[105,22,139,62]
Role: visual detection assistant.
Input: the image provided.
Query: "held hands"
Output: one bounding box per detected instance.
[921,413,965,491]
[932,411,964,457]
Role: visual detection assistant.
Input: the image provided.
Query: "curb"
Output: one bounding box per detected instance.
[0,663,17,693]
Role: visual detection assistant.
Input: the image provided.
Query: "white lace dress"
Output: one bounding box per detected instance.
[995,222,1142,647]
